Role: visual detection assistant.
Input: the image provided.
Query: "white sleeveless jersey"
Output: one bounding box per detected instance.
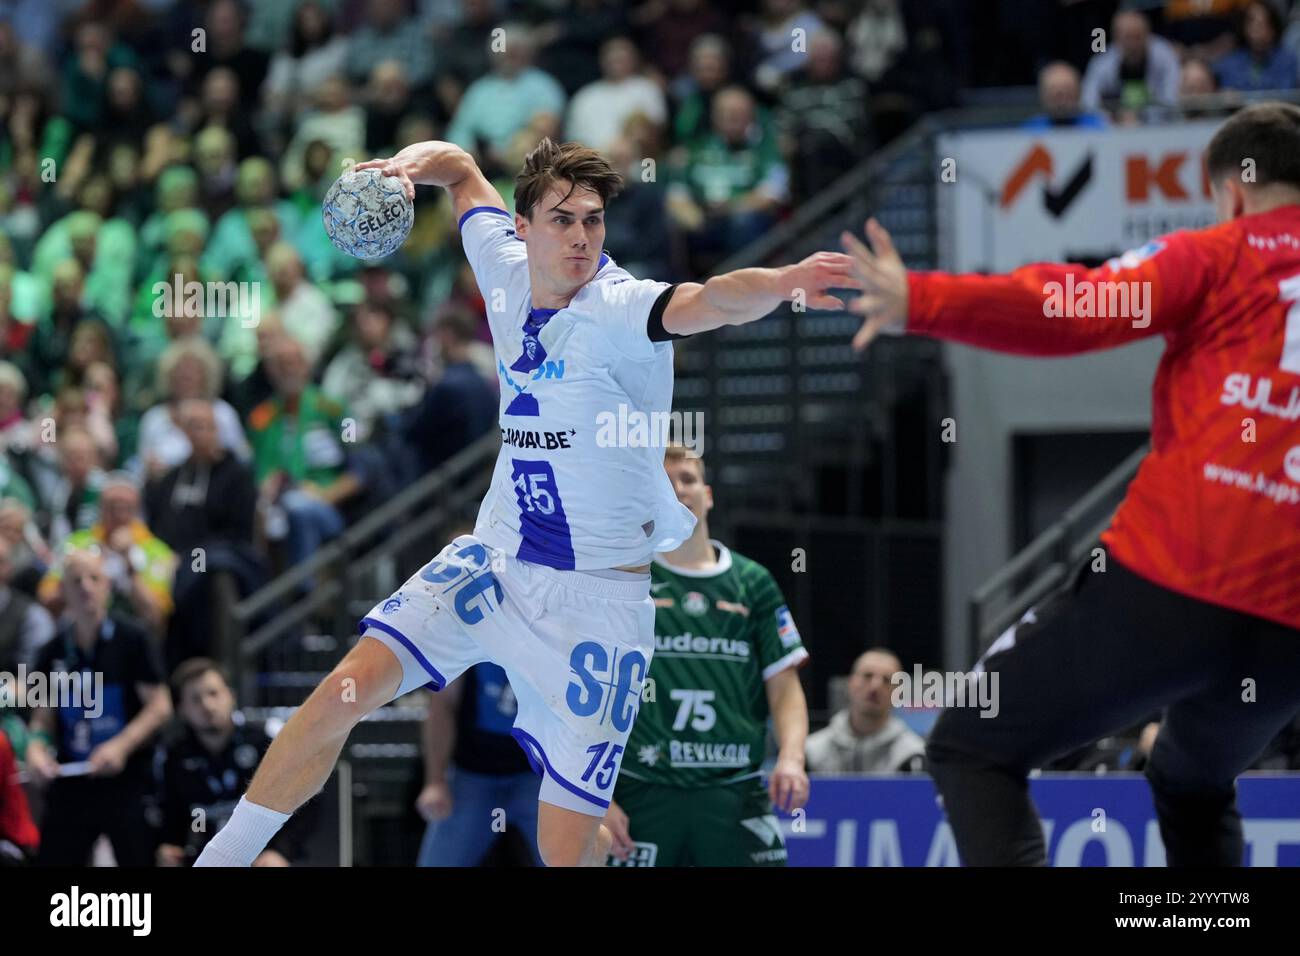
[458,205,697,570]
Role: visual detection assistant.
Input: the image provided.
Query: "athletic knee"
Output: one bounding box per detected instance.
[537,831,586,868]
[304,642,402,730]
[536,821,606,867]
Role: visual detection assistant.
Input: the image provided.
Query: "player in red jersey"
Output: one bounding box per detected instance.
[842,102,1300,866]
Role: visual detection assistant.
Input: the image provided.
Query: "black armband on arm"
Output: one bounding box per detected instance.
[647,284,687,342]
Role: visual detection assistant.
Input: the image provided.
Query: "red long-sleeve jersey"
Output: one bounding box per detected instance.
[908,205,1300,632]
[0,732,38,854]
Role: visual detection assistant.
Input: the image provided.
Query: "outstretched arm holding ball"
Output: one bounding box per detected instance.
[354,142,506,223]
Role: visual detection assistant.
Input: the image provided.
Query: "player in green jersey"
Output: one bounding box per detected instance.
[605,445,810,866]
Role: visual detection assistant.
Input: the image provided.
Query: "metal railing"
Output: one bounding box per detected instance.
[220,432,499,704]
[967,442,1149,661]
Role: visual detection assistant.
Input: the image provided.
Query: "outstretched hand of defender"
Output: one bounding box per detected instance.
[840,218,909,352]
[352,156,416,202]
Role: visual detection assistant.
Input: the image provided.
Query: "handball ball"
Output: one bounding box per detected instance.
[322,168,414,260]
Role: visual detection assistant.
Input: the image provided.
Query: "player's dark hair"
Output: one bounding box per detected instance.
[514,138,623,220]
[1205,102,1300,191]
[171,657,230,701]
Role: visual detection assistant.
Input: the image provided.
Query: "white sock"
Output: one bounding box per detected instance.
[193,797,292,867]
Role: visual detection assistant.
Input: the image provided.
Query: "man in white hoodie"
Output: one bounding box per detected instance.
[805,648,926,774]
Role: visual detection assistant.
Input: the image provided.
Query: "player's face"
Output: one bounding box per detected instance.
[516,182,606,295]
[665,456,712,521]
[180,670,236,734]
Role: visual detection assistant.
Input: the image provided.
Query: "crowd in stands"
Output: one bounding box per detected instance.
[1019,3,1300,129]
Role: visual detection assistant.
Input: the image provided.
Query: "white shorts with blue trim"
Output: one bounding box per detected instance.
[360,534,654,817]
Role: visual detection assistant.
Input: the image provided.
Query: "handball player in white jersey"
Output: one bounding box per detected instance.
[196,138,857,867]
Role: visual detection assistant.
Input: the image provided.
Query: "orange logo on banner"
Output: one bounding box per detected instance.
[1126,153,1190,201]
[1000,145,1052,208]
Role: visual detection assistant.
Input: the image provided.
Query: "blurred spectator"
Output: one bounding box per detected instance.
[250,337,361,567]
[156,659,314,867]
[0,498,51,596]
[1081,10,1181,113]
[439,0,500,87]
[416,663,541,866]
[264,242,339,364]
[194,67,263,160]
[60,21,140,133]
[62,328,121,465]
[365,60,416,155]
[1214,1,1298,92]
[0,451,37,514]
[137,167,202,280]
[398,309,497,480]
[83,361,134,469]
[533,0,630,96]
[775,30,871,202]
[1166,0,1254,61]
[25,548,171,866]
[1179,57,1224,116]
[602,136,672,278]
[0,728,39,864]
[0,361,35,454]
[245,0,307,53]
[751,0,830,93]
[145,399,261,669]
[345,0,435,89]
[194,126,240,222]
[99,66,156,150]
[136,337,251,482]
[671,35,736,144]
[0,20,53,99]
[445,24,566,172]
[41,425,105,549]
[321,301,424,442]
[204,157,294,286]
[845,0,907,85]
[125,248,214,403]
[0,534,55,674]
[226,312,288,422]
[565,37,668,152]
[27,259,111,399]
[1022,62,1108,130]
[39,471,177,635]
[263,1,350,127]
[805,648,927,773]
[630,0,726,83]
[31,208,136,331]
[668,86,789,271]
[279,74,366,193]
[0,243,42,332]
[188,0,271,115]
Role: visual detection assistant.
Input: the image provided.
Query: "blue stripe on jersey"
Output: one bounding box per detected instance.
[457,205,512,231]
[510,458,575,569]
[510,307,556,373]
